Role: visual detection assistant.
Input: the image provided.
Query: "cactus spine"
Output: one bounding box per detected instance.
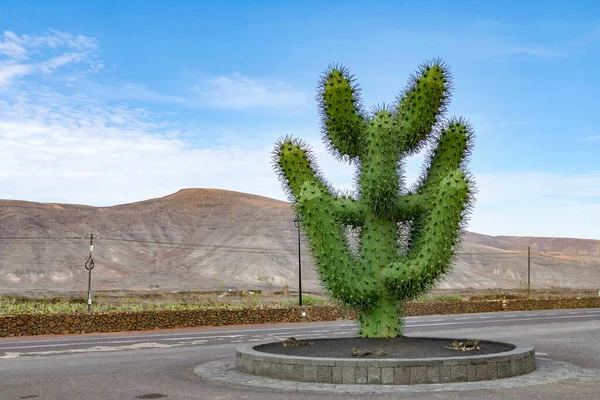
[273,60,475,338]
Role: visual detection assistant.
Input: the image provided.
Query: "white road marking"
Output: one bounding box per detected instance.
[160,334,243,341]
[187,340,208,345]
[0,342,184,359]
[1,338,162,350]
[0,334,244,350]
[409,313,600,328]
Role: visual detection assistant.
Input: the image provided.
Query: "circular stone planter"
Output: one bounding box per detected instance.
[236,337,536,385]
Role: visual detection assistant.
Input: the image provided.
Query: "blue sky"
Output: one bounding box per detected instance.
[0,0,598,239]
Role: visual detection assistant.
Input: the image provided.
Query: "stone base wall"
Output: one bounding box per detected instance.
[236,342,536,384]
[1,298,599,337]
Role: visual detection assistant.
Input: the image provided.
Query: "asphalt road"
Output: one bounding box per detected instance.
[1,308,599,399]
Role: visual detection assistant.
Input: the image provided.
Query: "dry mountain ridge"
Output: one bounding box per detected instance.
[0,189,599,294]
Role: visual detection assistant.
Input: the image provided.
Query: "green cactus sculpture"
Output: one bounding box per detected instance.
[273,60,475,338]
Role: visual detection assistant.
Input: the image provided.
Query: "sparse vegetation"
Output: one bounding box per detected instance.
[0,291,331,315]
[282,294,332,307]
[256,275,275,292]
[3,288,597,316]
[412,295,463,303]
[0,296,254,315]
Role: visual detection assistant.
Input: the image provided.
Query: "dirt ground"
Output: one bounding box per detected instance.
[255,336,514,358]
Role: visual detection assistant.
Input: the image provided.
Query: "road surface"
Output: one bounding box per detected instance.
[1,308,599,399]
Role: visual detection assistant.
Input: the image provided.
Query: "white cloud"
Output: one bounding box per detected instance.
[0,31,307,111]
[469,172,600,239]
[0,63,33,86]
[474,172,600,206]
[193,73,308,109]
[0,30,97,87]
[0,33,28,59]
[39,53,86,74]
[74,81,187,104]
[2,30,97,55]
[71,75,306,111]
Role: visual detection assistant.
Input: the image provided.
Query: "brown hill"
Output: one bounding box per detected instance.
[0,189,599,295]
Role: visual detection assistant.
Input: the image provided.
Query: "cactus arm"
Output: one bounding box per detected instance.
[298,182,377,307]
[394,193,425,221]
[274,137,366,225]
[394,61,452,154]
[275,138,376,306]
[415,119,474,198]
[273,137,331,202]
[383,170,471,299]
[318,65,367,161]
[332,196,366,227]
[395,119,473,220]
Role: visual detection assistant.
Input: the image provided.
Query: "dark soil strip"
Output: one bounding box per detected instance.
[255,336,515,359]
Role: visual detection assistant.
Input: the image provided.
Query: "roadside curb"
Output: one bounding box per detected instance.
[193,357,600,393]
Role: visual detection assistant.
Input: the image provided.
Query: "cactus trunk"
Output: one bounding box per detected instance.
[273,60,476,338]
[359,296,401,338]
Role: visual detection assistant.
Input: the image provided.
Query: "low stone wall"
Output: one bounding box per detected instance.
[404,297,600,316]
[1,298,599,337]
[0,306,355,337]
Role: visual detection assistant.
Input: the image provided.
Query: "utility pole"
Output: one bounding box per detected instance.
[527,246,531,297]
[84,234,95,313]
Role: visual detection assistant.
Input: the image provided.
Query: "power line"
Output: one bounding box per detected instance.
[0,235,597,263]
[0,236,87,240]
[0,236,526,251]
[0,237,533,256]
[533,253,600,268]
[97,236,294,253]
[0,235,292,253]
[458,252,528,256]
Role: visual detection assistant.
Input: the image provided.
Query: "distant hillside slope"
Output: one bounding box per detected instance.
[0,189,599,294]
